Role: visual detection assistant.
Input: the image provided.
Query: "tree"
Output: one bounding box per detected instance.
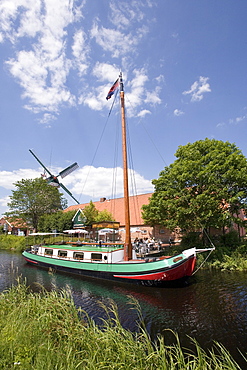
[83,201,99,226]
[5,177,67,231]
[95,209,115,223]
[38,210,76,233]
[142,139,247,234]
[81,201,115,226]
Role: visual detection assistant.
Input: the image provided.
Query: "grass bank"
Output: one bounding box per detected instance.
[0,281,245,370]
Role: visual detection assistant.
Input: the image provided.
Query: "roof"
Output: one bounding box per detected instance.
[64,193,153,226]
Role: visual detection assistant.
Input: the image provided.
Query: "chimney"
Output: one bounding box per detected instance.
[100,197,106,202]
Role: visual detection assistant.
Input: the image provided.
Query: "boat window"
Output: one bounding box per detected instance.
[73,252,84,260]
[58,250,67,258]
[91,253,102,261]
[44,249,53,256]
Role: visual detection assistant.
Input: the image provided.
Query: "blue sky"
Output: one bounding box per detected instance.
[0,0,246,217]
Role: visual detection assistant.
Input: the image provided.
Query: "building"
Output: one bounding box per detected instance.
[64,192,246,243]
[64,193,178,243]
[0,217,30,236]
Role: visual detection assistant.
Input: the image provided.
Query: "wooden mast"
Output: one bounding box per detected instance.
[119,72,132,261]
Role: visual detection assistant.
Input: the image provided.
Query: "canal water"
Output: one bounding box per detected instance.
[1,249,247,368]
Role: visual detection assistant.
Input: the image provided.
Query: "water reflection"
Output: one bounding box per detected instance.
[0,250,247,367]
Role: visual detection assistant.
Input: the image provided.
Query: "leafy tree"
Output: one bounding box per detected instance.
[95,209,115,222]
[142,139,247,234]
[83,201,99,226]
[80,201,115,226]
[5,178,67,231]
[38,210,76,233]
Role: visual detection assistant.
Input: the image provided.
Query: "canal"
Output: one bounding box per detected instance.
[0,249,247,368]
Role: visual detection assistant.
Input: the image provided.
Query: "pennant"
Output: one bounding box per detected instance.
[106,79,119,100]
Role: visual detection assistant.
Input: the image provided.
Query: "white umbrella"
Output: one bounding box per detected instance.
[63,229,88,234]
[76,229,88,234]
[130,227,142,233]
[98,228,116,235]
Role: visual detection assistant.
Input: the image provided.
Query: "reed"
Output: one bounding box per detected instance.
[0,280,244,369]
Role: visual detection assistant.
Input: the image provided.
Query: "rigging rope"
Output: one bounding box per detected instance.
[79,90,119,198]
[192,247,215,275]
[125,96,216,250]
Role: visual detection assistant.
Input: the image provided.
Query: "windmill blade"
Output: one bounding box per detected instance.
[59,162,79,179]
[29,149,53,177]
[59,183,80,204]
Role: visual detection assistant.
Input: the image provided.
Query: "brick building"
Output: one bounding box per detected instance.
[64,193,179,243]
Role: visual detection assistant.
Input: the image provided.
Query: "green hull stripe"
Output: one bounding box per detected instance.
[23,251,186,274]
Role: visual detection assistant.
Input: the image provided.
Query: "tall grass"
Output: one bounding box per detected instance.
[0,280,244,369]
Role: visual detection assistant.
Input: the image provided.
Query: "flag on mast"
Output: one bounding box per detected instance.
[106,79,119,100]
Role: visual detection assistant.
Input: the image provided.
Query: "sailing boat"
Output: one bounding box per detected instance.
[22,72,214,286]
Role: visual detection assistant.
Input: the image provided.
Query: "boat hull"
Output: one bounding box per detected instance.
[22,250,196,286]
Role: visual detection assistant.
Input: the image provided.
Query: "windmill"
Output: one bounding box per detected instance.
[29,149,80,204]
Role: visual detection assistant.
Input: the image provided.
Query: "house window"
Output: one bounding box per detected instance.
[159,229,165,234]
[91,253,102,261]
[73,252,84,260]
[58,250,67,258]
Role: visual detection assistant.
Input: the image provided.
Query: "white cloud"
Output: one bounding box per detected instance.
[80,67,162,116]
[235,115,246,123]
[0,0,162,122]
[0,166,153,209]
[72,29,90,76]
[1,0,84,119]
[90,21,139,58]
[217,114,246,128]
[92,62,120,82]
[65,166,153,199]
[0,195,10,208]
[109,1,152,30]
[145,87,161,105]
[0,169,42,190]
[183,76,211,102]
[174,109,184,116]
[155,74,165,84]
[137,109,151,118]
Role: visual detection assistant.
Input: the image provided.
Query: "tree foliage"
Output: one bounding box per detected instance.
[38,210,76,233]
[142,139,247,232]
[5,178,67,231]
[82,201,99,226]
[82,201,115,225]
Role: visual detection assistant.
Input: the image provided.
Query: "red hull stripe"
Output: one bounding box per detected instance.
[24,257,38,264]
[113,257,196,281]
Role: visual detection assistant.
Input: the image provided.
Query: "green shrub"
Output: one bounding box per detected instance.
[0,235,26,252]
[180,232,204,249]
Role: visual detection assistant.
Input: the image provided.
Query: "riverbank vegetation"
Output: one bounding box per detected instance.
[0,280,244,370]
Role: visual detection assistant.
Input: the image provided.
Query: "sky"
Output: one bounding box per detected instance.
[0,0,246,217]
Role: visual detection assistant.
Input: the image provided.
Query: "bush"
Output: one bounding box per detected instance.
[218,230,240,251]
[0,235,26,252]
[180,232,204,249]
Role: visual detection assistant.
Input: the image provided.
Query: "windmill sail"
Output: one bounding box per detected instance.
[59,162,79,178]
